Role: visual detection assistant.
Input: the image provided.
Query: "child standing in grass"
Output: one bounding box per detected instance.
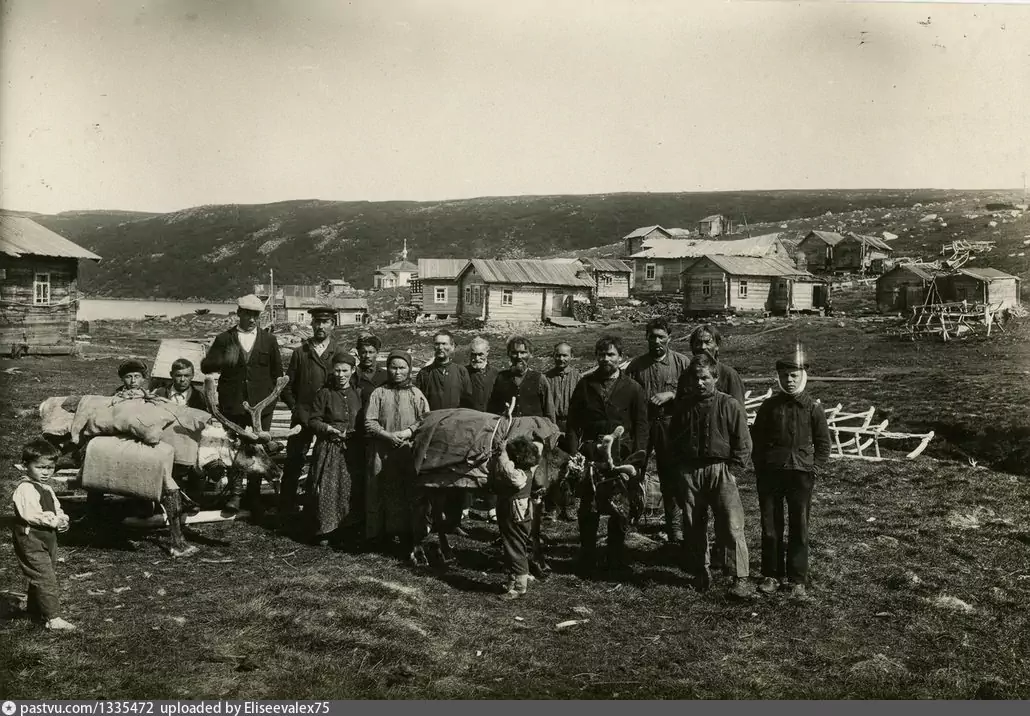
[491,435,543,601]
[11,439,76,631]
[751,353,831,597]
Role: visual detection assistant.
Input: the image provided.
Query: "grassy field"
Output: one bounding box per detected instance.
[1,316,1029,699]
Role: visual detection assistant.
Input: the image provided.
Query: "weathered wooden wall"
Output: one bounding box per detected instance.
[797,236,832,272]
[682,266,729,313]
[0,256,79,352]
[727,276,773,312]
[594,272,630,298]
[632,258,684,294]
[422,280,460,315]
[876,269,930,313]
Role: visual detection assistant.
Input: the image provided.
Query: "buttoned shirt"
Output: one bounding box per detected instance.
[236,327,257,353]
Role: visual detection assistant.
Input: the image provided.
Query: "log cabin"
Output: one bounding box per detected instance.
[935,268,1021,310]
[577,257,632,299]
[875,263,937,313]
[0,215,102,356]
[411,258,470,319]
[456,259,593,325]
[681,255,826,316]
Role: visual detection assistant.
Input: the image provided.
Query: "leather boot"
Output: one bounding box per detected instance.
[222,466,246,515]
[499,574,529,601]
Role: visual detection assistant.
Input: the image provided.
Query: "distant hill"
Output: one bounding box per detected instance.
[20,189,1026,300]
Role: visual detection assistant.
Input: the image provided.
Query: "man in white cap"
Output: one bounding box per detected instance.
[201,293,284,515]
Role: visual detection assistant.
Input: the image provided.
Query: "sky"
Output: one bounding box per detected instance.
[1,0,1028,214]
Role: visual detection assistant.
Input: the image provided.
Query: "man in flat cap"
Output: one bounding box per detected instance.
[201,294,284,515]
[279,305,348,524]
[751,349,830,598]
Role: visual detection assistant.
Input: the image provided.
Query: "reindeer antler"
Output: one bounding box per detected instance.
[204,377,262,443]
[241,376,290,441]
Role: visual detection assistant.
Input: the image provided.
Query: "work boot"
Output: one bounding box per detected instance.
[781,580,809,599]
[222,467,246,515]
[409,545,430,569]
[758,577,780,595]
[728,577,754,600]
[499,574,529,601]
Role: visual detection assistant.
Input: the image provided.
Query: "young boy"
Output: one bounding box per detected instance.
[751,353,831,597]
[113,359,149,399]
[491,435,543,601]
[11,439,76,631]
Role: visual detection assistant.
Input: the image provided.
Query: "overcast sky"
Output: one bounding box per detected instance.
[1,0,1028,214]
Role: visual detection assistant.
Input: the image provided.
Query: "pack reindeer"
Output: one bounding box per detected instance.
[203,375,299,515]
[561,425,647,571]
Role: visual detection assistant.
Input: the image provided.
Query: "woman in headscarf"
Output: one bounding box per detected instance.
[364,350,430,550]
[306,353,362,546]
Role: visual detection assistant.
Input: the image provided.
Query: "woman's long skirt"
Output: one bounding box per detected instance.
[306,438,352,537]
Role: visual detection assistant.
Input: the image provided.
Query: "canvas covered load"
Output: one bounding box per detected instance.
[410,408,561,489]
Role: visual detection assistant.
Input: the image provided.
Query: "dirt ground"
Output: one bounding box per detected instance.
[1,317,1028,698]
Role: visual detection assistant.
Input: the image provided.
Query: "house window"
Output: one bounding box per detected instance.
[435,287,447,304]
[702,279,711,297]
[645,263,657,280]
[33,273,51,306]
[464,286,472,305]
[825,246,833,262]
[738,280,748,298]
[502,289,513,306]
[602,274,613,287]
[353,312,363,323]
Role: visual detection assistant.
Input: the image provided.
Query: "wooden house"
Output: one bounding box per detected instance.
[372,259,418,290]
[627,233,793,295]
[936,268,1021,310]
[623,225,673,257]
[0,215,102,356]
[456,259,593,325]
[578,257,632,299]
[281,295,368,325]
[875,264,936,313]
[698,214,732,237]
[836,233,895,273]
[796,231,845,273]
[681,255,825,316]
[412,258,469,319]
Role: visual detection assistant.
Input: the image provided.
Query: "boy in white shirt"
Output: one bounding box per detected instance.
[11,439,76,631]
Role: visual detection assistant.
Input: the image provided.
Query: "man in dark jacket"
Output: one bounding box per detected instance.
[154,358,209,410]
[567,335,648,575]
[414,329,472,411]
[681,324,746,406]
[627,318,692,546]
[351,334,389,531]
[670,354,753,598]
[751,353,831,597]
[200,294,284,514]
[279,307,347,520]
[466,337,499,413]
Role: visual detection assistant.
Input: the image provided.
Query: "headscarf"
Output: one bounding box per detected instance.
[385,350,413,389]
[775,355,808,397]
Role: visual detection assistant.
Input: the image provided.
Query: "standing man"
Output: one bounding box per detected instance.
[544,342,581,522]
[466,336,500,522]
[414,329,473,535]
[567,336,648,576]
[201,294,284,515]
[279,307,347,523]
[351,334,389,535]
[670,354,753,599]
[627,318,692,547]
[682,324,746,406]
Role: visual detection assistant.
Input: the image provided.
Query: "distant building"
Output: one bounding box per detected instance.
[796,230,894,274]
[681,255,826,316]
[698,214,732,237]
[0,215,102,355]
[626,233,793,295]
[284,296,369,325]
[373,259,418,289]
[875,264,937,313]
[936,268,1020,310]
[796,231,845,273]
[412,258,470,319]
[456,259,593,325]
[577,257,632,299]
[623,225,673,257]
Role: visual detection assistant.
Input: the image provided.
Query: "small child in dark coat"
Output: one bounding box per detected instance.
[11,439,76,631]
[490,435,543,601]
[751,355,831,597]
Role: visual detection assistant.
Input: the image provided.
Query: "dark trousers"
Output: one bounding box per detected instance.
[497,497,533,580]
[757,469,814,582]
[577,477,629,569]
[678,463,749,579]
[281,424,315,512]
[12,527,60,620]
[650,418,682,541]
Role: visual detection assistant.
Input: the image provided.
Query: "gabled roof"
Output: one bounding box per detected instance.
[417,258,469,280]
[460,259,594,288]
[285,296,368,310]
[880,263,937,282]
[623,225,671,240]
[801,230,846,246]
[375,260,418,273]
[699,214,724,222]
[629,233,785,260]
[0,214,102,261]
[682,255,813,278]
[954,267,1018,282]
[846,233,895,252]
[578,257,632,273]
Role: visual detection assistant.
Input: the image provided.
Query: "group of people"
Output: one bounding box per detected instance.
[10,293,833,631]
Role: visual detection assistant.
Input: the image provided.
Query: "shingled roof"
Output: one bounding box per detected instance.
[0,215,102,261]
[682,255,812,278]
[417,258,470,280]
[460,259,594,287]
[629,233,785,260]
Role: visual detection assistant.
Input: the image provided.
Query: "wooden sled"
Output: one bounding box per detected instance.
[822,402,934,461]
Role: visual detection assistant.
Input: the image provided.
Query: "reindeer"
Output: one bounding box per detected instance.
[202,375,300,518]
[560,425,647,574]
